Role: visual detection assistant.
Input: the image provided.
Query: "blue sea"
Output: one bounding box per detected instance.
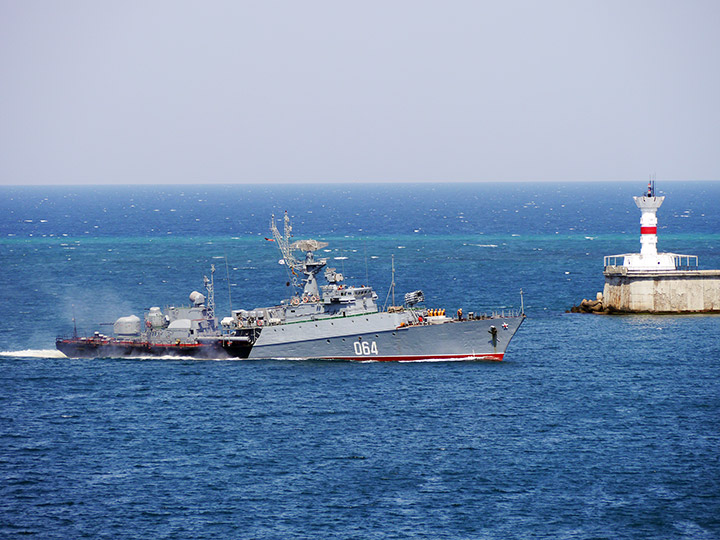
[1,182,719,539]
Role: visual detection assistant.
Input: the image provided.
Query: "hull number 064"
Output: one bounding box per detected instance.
[354,340,378,356]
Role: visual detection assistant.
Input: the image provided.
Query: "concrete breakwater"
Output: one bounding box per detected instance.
[570,270,720,314]
[602,268,720,314]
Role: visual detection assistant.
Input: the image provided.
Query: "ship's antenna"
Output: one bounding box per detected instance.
[224,252,233,311]
[203,265,216,319]
[383,254,396,311]
[72,304,78,338]
[363,239,369,285]
[652,173,656,197]
[270,211,302,292]
[392,254,395,307]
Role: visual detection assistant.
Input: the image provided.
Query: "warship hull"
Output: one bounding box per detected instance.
[245,313,524,361]
[55,338,252,359]
[56,314,523,361]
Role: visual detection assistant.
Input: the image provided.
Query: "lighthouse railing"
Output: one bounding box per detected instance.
[672,254,698,270]
[604,254,629,270]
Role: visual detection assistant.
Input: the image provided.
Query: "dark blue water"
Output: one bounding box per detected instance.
[1,182,719,538]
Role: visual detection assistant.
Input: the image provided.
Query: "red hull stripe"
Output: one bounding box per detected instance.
[330,353,504,362]
[640,226,657,234]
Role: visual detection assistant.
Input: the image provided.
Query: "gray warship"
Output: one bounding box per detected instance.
[57,213,525,361]
[221,213,524,361]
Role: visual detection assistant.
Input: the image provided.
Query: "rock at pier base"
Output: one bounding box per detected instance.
[568,294,610,314]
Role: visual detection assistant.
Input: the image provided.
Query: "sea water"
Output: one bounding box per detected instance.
[1,182,719,539]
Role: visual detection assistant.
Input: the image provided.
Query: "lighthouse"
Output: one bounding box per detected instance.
[623,181,677,270]
[604,181,695,272]
[597,182,720,314]
[635,181,663,259]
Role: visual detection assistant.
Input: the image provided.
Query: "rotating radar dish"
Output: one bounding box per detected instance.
[291,239,329,252]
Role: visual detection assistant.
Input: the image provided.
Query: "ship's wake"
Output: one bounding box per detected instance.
[0,349,68,358]
[0,350,240,361]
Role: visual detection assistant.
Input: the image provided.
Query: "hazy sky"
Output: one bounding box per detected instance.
[1,0,718,185]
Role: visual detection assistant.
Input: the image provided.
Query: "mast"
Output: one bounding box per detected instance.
[391,254,395,307]
[72,304,78,338]
[269,212,328,298]
[271,211,302,273]
[203,265,215,319]
[224,254,232,311]
[383,254,396,311]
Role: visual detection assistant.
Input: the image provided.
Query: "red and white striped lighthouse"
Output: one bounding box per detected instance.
[604,181,698,273]
[633,180,663,258]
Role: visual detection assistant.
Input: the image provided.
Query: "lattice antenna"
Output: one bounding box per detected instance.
[271,212,302,272]
[203,265,215,319]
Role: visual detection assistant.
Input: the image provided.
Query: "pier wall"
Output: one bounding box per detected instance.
[603,269,720,313]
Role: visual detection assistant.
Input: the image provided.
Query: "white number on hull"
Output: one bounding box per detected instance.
[353,341,378,356]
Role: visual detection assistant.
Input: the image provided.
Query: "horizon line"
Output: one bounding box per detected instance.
[2,178,719,187]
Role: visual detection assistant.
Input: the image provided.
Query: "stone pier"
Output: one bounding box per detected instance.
[603,268,720,313]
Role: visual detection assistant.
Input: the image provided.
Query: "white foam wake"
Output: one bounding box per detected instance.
[0,349,68,358]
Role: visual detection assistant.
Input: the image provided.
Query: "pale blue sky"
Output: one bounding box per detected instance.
[1,0,718,185]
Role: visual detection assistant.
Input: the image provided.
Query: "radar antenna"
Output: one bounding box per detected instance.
[269,212,332,299]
